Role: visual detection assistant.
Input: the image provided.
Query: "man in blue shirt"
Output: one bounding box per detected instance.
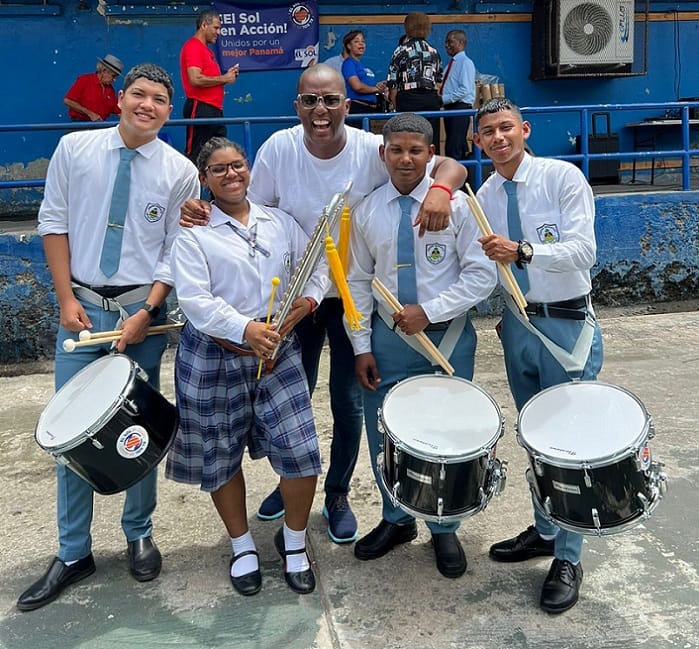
[440,30,476,161]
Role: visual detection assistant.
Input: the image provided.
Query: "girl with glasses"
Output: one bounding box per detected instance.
[167,137,329,597]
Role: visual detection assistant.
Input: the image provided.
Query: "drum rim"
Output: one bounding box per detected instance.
[516,380,651,468]
[34,354,138,453]
[380,373,504,461]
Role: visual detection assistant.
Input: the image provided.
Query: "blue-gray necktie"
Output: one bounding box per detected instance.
[100,147,138,278]
[504,180,530,295]
[396,194,418,305]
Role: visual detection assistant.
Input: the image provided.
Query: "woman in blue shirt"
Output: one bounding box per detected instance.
[341,30,387,120]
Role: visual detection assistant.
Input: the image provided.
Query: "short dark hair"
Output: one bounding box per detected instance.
[475,97,523,126]
[382,112,433,145]
[197,9,218,29]
[196,137,248,174]
[122,63,175,102]
[342,29,364,53]
[446,29,467,46]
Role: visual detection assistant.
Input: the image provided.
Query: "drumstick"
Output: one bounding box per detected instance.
[464,185,529,321]
[64,323,184,352]
[79,323,184,341]
[257,277,281,380]
[371,278,454,376]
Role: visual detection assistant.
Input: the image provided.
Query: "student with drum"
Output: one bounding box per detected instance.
[473,97,604,613]
[17,64,200,612]
[345,113,497,578]
[166,137,329,596]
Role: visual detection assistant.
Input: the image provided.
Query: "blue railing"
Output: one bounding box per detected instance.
[1,101,698,194]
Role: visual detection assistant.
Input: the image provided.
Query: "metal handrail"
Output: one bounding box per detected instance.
[2,101,698,193]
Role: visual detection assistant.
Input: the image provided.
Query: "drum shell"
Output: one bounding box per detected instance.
[382,433,495,519]
[37,372,177,495]
[526,448,654,533]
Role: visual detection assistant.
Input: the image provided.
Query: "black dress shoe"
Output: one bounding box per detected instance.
[489,526,555,563]
[431,533,467,578]
[273,528,315,594]
[229,551,262,596]
[354,519,418,561]
[540,559,583,613]
[16,555,96,612]
[127,537,162,582]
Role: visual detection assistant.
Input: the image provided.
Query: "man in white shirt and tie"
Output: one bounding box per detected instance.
[17,63,200,612]
[441,29,476,161]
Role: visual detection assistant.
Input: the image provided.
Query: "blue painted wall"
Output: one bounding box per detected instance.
[1,1,698,362]
[2,191,697,363]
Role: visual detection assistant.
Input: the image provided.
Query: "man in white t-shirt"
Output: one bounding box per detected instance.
[180,64,467,545]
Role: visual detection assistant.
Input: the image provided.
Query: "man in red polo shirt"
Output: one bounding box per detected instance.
[63,54,123,122]
[180,10,240,164]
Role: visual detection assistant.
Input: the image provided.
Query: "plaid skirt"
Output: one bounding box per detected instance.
[165,322,321,492]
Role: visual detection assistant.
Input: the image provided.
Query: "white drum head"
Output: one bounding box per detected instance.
[36,355,134,450]
[517,381,649,464]
[381,374,502,459]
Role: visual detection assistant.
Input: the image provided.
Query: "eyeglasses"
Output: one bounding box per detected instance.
[296,93,345,110]
[205,161,248,176]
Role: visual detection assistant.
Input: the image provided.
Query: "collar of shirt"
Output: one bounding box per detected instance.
[208,201,263,232]
[106,127,161,161]
[493,151,533,191]
[385,173,433,209]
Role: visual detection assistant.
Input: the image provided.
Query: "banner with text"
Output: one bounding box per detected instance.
[213,1,319,72]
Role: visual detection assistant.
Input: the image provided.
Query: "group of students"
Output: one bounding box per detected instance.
[18,61,602,617]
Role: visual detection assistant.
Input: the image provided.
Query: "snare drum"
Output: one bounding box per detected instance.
[378,374,506,523]
[35,354,178,495]
[516,381,667,536]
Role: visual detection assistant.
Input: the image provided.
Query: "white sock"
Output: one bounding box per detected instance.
[539,532,557,541]
[230,531,258,577]
[283,523,310,573]
[64,559,78,567]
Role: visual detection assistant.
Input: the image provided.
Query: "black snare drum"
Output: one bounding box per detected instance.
[378,374,506,523]
[35,354,178,495]
[516,381,667,536]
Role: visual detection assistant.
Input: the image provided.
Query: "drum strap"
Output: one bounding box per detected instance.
[72,283,152,327]
[377,305,466,365]
[504,292,596,376]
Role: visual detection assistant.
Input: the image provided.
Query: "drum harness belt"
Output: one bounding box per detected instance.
[377,304,467,367]
[503,292,596,376]
[72,281,152,328]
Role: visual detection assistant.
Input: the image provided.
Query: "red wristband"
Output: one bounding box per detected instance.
[304,296,317,313]
[429,183,453,199]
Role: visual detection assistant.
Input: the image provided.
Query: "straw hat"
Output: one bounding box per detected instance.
[97,54,123,76]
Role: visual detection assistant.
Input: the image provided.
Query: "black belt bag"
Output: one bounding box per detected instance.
[525,296,588,321]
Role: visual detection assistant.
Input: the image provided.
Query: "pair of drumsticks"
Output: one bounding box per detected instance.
[62,323,183,352]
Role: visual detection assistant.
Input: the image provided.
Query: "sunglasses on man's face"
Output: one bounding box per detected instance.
[296,93,345,110]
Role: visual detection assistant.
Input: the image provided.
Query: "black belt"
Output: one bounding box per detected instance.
[424,320,453,332]
[443,101,473,109]
[525,296,588,321]
[72,279,146,299]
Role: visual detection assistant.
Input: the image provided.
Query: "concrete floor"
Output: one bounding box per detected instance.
[0,307,697,649]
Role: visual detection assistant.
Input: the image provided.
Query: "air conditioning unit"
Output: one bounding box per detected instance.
[558,0,634,66]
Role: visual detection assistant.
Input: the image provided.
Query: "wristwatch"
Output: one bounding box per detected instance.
[516,240,534,269]
[142,303,161,320]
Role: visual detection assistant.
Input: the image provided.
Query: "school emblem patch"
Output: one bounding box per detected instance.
[425,243,446,265]
[536,223,559,244]
[144,202,165,223]
[283,251,291,275]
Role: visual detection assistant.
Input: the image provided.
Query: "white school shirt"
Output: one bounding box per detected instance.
[171,202,330,344]
[346,174,497,356]
[248,124,435,298]
[248,124,388,238]
[476,153,596,304]
[38,126,200,287]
